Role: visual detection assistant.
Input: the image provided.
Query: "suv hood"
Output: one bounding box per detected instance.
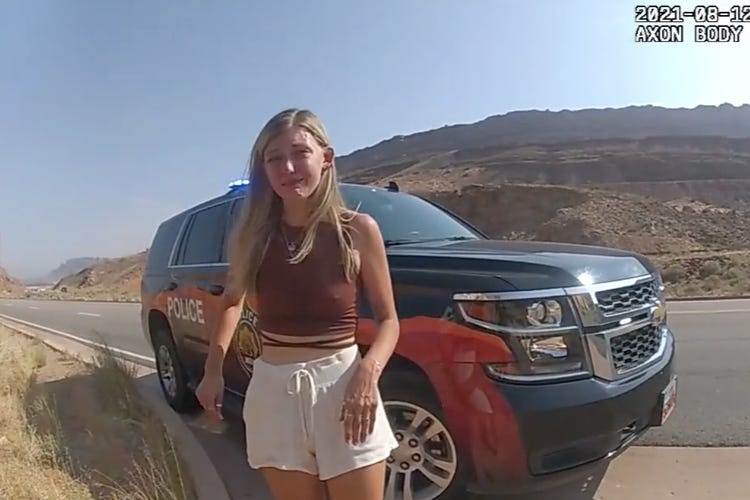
[386,238,656,290]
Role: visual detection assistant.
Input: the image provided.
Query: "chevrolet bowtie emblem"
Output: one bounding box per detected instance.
[652,302,667,323]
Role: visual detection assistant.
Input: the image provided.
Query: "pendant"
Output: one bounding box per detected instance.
[287,242,296,253]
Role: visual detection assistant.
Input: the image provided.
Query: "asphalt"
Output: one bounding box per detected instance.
[639,298,750,447]
[0,299,147,356]
[2,297,749,448]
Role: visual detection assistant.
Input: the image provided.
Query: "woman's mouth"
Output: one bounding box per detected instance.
[281,178,304,189]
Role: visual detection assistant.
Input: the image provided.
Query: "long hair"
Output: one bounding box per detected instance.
[226,108,358,297]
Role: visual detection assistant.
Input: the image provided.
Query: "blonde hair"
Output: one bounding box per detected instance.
[227,108,358,297]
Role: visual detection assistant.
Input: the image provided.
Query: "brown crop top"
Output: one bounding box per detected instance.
[255,220,359,347]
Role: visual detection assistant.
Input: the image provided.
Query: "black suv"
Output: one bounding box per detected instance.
[140,181,677,499]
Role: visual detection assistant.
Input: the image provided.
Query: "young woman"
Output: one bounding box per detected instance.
[195,108,400,500]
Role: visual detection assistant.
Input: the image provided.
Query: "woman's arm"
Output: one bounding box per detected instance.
[340,213,400,444]
[354,214,400,375]
[196,285,245,421]
[203,288,245,376]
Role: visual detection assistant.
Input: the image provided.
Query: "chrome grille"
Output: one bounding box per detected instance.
[610,324,662,374]
[596,280,657,315]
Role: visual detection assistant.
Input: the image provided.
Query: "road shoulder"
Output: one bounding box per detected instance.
[597,446,750,499]
[0,316,231,500]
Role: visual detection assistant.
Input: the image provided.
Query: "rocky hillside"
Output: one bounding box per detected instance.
[35,257,104,285]
[338,104,750,213]
[420,183,750,255]
[0,268,24,297]
[51,251,146,301]
[337,104,750,174]
[343,135,750,210]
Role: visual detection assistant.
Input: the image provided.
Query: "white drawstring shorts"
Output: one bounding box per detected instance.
[242,344,399,480]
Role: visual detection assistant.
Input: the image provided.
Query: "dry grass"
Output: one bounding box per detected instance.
[0,334,86,500]
[0,326,196,500]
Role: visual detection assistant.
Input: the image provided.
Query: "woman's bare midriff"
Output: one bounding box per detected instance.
[258,330,358,364]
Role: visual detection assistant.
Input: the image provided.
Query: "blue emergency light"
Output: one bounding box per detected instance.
[228,179,250,189]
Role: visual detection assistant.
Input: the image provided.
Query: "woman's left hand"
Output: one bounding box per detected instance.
[340,358,382,445]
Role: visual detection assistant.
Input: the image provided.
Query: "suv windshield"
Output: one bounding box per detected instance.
[341,185,483,245]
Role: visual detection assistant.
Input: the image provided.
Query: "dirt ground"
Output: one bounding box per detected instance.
[0,326,195,500]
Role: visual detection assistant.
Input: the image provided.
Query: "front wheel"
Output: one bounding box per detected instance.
[380,372,467,500]
[153,328,199,413]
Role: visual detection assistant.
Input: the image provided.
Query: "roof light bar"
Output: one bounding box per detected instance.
[228,179,250,189]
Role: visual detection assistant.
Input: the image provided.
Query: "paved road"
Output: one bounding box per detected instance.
[639,299,750,447]
[0,298,147,356]
[1,297,749,449]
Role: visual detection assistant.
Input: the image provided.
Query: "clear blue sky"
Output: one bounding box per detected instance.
[0,0,745,280]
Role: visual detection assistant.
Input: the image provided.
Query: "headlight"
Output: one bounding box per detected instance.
[453,294,589,381]
[653,272,666,299]
[455,294,577,331]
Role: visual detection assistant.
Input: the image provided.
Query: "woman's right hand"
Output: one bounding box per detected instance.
[196,372,225,421]
[194,291,244,422]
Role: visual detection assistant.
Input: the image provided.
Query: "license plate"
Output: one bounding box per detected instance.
[660,376,678,424]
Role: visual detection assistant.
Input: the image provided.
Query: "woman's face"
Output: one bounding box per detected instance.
[261,125,333,201]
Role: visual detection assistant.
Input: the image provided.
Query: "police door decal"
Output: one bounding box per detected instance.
[167,296,205,325]
[233,303,262,376]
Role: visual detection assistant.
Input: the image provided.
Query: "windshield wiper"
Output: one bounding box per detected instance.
[442,236,477,241]
[384,236,477,247]
[384,238,423,247]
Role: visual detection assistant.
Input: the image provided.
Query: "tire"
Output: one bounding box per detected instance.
[153,328,199,413]
[380,371,469,500]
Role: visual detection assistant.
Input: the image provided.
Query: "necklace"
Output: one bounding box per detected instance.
[280,226,298,255]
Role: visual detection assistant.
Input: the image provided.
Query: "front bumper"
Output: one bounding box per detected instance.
[465,326,676,495]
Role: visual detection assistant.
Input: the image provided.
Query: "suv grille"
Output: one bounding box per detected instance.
[610,324,662,374]
[596,281,657,315]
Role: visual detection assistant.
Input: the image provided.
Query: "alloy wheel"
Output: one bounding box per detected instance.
[157,344,177,400]
[383,400,458,500]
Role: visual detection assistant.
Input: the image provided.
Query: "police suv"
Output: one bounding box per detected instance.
[140,180,677,500]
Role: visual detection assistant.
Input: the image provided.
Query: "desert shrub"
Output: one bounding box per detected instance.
[721,266,745,281]
[698,260,721,278]
[681,284,702,296]
[661,264,687,283]
[700,275,722,293]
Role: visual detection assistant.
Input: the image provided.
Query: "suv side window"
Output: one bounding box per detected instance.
[221,197,245,262]
[175,202,231,266]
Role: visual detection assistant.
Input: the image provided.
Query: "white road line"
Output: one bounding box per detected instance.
[76,312,101,317]
[668,308,750,315]
[671,298,750,304]
[28,306,40,310]
[0,313,155,364]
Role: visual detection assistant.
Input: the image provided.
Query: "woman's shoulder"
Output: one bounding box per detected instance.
[338,210,377,233]
[341,211,382,248]
[344,210,376,228]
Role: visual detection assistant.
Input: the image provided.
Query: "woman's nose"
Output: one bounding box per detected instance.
[282,159,295,173]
